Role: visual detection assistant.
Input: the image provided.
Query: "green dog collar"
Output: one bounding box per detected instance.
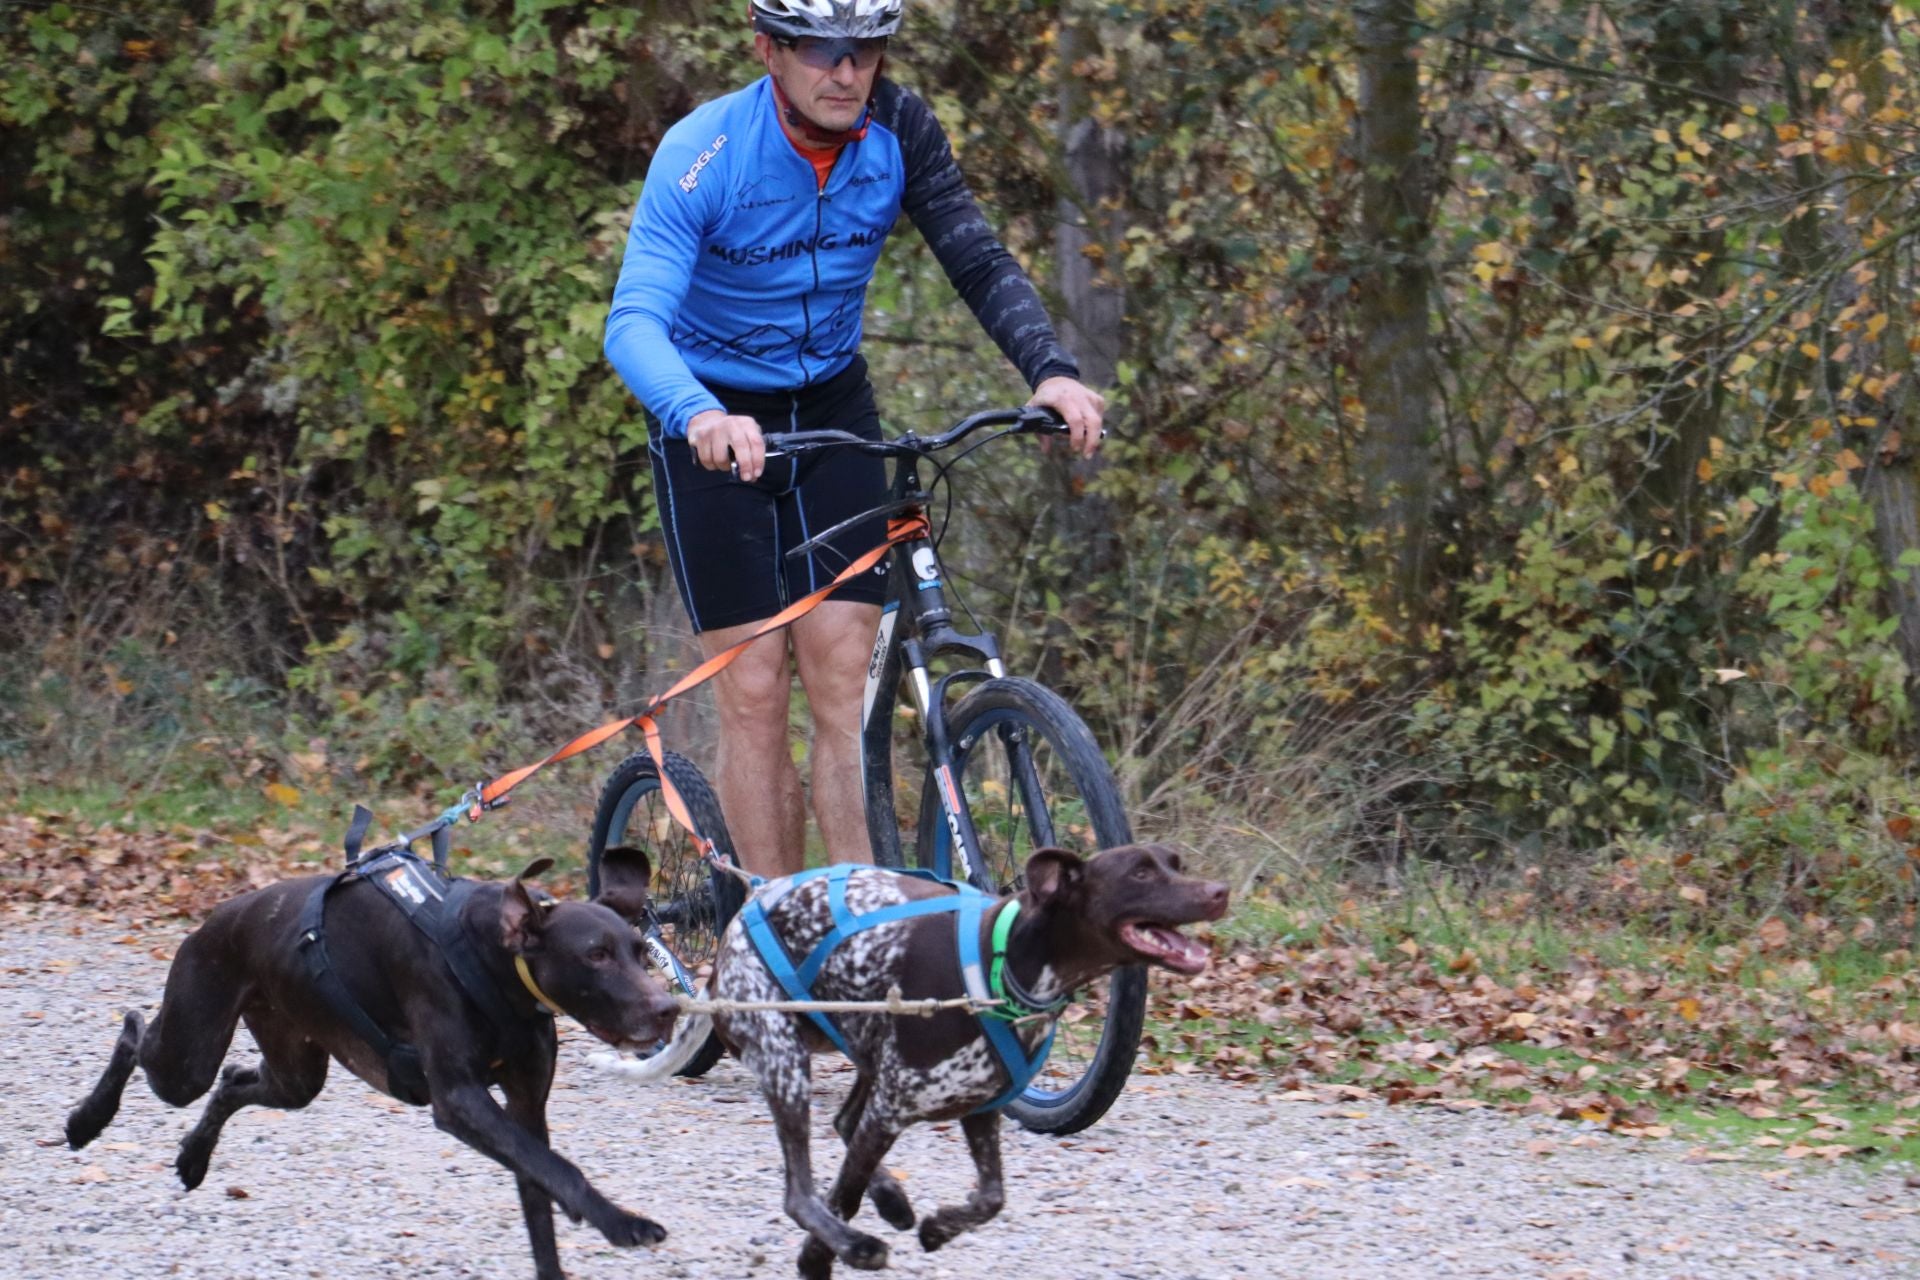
[987,899,1068,1020]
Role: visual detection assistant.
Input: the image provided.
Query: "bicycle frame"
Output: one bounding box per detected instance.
[769,405,1073,886]
[856,451,1007,879]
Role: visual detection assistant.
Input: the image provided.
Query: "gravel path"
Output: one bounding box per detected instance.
[5,910,1918,1280]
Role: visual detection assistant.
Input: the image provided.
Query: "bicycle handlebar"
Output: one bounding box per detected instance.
[761,404,1070,460]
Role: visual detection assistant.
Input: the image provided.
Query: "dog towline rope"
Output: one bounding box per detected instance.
[471,514,929,848]
[672,989,1003,1018]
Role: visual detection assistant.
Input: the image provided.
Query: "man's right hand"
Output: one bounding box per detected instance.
[687,410,767,482]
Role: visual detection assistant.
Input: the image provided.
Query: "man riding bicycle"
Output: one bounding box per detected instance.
[604,0,1105,881]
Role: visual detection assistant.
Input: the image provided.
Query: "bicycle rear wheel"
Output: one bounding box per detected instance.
[588,749,744,1078]
[914,676,1146,1135]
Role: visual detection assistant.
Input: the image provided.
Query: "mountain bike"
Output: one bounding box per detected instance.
[761,405,1144,1136]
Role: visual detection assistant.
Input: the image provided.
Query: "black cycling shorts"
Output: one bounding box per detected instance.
[646,355,890,633]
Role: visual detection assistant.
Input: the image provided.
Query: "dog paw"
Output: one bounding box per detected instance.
[175,1144,211,1192]
[917,1218,957,1253]
[65,1107,104,1151]
[869,1183,915,1231]
[797,1237,835,1280]
[844,1232,888,1271]
[596,1209,667,1248]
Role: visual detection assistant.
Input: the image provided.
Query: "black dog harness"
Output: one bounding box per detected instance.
[295,828,551,1106]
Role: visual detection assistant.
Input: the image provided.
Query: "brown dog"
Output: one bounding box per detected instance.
[712,843,1229,1277]
[66,847,678,1280]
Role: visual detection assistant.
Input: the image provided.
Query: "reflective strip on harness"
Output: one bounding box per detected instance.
[737,864,1054,1112]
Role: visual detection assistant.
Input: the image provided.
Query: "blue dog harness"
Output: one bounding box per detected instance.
[737,865,1059,1112]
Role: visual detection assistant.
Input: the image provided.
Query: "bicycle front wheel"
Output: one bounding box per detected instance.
[914,677,1147,1135]
[588,749,745,1078]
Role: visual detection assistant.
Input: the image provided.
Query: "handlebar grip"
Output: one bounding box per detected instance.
[760,428,870,450]
[1017,405,1069,432]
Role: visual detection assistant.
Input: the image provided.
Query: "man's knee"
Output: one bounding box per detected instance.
[703,629,791,713]
[792,605,880,717]
[716,686,790,737]
[800,659,867,728]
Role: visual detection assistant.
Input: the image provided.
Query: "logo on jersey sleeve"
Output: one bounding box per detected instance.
[679,134,728,193]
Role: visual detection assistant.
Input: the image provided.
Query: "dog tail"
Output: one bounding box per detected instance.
[65,1010,146,1150]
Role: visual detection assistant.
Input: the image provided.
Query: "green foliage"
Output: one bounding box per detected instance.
[1738,485,1910,745]
[1402,463,1729,839]
[10,0,1920,932]
[131,0,694,673]
[1613,741,1920,934]
[2,1,749,691]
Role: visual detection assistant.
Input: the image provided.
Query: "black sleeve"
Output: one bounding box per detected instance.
[874,81,1082,389]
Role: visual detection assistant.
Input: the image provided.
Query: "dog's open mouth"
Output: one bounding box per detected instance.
[1118,921,1211,974]
[585,1021,673,1053]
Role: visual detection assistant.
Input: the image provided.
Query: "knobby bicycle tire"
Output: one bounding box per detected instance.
[912,677,1147,1135]
[588,749,745,1078]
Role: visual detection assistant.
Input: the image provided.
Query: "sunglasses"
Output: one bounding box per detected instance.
[775,35,888,72]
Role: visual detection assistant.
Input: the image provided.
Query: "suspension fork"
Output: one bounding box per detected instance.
[860,556,985,877]
[910,643,993,884]
[860,535,991,881]
[859,592,907,867]
[640,919,700,995]
[993,715,1059,850]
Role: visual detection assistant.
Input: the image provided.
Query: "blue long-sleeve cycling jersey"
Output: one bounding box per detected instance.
[604,76,1080,438]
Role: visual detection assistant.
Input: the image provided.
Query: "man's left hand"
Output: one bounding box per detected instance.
[1028,377,1107,458]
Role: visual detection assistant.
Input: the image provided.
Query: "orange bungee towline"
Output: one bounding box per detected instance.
[459,514,931,864]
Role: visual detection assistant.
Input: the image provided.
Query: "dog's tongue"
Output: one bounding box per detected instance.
[1121,922,1211,974]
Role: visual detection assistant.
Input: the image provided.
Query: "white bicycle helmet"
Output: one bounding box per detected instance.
[749,0,904,41]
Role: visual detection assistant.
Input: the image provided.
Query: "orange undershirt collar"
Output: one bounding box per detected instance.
[797,138,841,190]
[769,77,862,189]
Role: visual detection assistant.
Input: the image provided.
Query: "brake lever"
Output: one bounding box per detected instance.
[729,449,788,482]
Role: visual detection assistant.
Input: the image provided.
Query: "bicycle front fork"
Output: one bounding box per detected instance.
[641,921,700,995]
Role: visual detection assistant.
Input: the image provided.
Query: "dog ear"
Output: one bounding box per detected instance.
[594,845,654,924]
[1020,847,1085,910]
[499,858,555,953]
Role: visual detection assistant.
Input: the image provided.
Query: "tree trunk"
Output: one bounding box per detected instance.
[1353,0,1436,630]
[1823,2,1920,710]
[1054,18,1125,393]
[1630,2,1745,554]
[1048,6,1128,576]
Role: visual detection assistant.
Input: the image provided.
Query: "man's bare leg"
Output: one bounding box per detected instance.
[792,600,883,863]
[700,621,805,880]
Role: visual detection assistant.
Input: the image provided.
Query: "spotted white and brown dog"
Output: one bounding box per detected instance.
[711,843,1229,1278]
